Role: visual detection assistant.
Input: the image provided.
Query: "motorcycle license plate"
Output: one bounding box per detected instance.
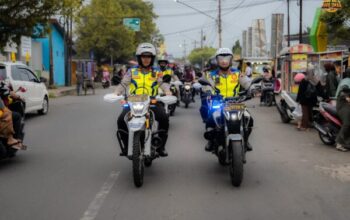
[224,103,245,111]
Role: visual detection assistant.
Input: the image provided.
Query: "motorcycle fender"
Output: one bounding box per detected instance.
[128,117,146,132]
[144,129,152,156]
[127,117,146,157]
[226,134,242,146]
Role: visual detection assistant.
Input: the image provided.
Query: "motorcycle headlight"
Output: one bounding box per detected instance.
[131,103,146,115]
[185,85,191,90]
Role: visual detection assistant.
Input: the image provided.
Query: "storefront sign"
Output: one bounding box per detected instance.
[322,0,342,13]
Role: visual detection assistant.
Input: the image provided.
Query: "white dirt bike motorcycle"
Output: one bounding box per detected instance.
[104,88,177,187]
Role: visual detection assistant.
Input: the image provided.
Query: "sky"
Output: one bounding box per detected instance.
[146,0,324,58]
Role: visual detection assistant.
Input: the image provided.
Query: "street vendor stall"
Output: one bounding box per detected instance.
[238,57,274,78]
[278,44,316,94]
[317,50,348,79]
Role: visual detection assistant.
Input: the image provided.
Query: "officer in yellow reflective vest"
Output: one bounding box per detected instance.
[157,55,181,104]
[114,43,170,157]
[201,48,254,152]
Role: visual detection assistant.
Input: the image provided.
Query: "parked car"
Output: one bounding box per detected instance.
[0,62,49,115]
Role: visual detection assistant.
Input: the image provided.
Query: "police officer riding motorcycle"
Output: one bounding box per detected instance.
[200,48,254,152]
[115,43,170,157]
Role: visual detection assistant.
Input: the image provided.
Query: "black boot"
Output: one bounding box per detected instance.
[158,147,168,157]
[245,142,253,152]
[245,126,253,152]
[158,133,168,157]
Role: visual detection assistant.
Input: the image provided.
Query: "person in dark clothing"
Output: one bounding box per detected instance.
[324,62,339,98]
[296,65,321,130]
[336,77,350,151]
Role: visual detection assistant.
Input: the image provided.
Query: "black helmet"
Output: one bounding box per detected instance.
[162,74,172,83]
[184,62,192,70]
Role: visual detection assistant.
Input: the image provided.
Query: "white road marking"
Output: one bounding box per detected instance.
[80,171,120,220]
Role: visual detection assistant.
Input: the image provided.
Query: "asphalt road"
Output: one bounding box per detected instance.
[0,88,349,220]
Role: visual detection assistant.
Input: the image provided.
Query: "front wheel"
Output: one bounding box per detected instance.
[266,93,273,106]
[132,132,144,187]
[38,96,49,115]
[319,131,335,146]
[277,102,291,123]
[229,141,244,187]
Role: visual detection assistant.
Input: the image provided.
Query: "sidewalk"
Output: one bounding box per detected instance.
[48,83,104,98]
[48,86,76,98]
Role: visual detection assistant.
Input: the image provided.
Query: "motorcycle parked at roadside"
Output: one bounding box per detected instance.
[313,102,341,146]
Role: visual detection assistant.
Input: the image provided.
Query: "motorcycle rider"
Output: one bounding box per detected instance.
[200,48,254,152]
[260,66,274,105]
[114,43,170,157]
[158,55,181,104]
[182,63,196,102]
[0,82,26,150]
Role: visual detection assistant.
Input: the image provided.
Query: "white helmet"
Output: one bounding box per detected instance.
[136,43,156,56]
[215,48,233,57]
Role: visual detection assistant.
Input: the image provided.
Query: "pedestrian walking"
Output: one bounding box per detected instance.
[296,65,321,131]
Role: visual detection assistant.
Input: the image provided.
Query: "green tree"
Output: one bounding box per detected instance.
[232,40,241,55]
[188,47,216,67]
[321,0,350,45]
[0,0,62,49]
[75,0,160,63]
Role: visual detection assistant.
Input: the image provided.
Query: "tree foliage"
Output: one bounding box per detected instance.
[0,0,82,49]
[321,0,350,45]
[75,0,160,63]
[0,0,56,49]
[188,47,216,66]
[232,40,241,55]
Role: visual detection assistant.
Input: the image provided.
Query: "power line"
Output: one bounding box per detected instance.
[162,22,216,36]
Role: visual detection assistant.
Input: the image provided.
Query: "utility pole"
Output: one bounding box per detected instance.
[183,40,187,60]
[193,40,197,49]
[200,29,204,49]
[69,9,73,86]
[218,0,222,48]
[299,0,303,43]
[200,29,204,68]
[287,0,290,47]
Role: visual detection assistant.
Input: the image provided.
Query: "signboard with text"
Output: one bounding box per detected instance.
[123,18,140,32]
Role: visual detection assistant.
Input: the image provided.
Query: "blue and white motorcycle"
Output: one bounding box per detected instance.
[198,79,252,187]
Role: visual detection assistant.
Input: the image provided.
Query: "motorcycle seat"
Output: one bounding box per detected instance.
[322,103,338,118]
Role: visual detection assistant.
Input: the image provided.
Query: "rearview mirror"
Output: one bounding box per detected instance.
[198,79,211,86]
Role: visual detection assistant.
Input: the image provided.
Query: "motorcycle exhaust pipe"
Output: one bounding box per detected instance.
[313,122,328,136]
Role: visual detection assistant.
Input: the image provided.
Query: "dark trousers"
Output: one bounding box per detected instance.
[117,104,169,153]
[301,104,313,128]
[336,101,350,147]
[12,111,22,139]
